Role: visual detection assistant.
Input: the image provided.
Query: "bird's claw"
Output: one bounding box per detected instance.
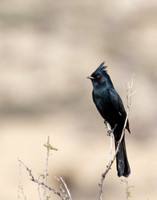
[107,129,113,136]
[107,124,117,136]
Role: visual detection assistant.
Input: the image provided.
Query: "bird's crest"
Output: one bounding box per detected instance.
[98,61,107,71]
[92,61,107,75]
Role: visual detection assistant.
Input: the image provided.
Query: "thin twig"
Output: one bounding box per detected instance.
[18,159,65,200]
[20,185,27,200]
[43,136,50,200]
[98,76,134,200]
[109,133,113,164]
[55,176,72,200]
[37,175,42,200]
[17,161,27,200]
[17,162,21,200]
[60,177,72,200]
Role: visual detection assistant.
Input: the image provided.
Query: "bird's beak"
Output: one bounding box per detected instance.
[86,76,95,80]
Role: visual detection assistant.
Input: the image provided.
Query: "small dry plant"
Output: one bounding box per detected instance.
[17,136,72,200]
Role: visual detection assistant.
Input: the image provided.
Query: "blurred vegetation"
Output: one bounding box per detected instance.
[0,0,156,136]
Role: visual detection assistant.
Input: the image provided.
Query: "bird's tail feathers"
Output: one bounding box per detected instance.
[114,137,131,177]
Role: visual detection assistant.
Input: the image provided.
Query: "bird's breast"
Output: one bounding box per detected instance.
[92,89,113,115]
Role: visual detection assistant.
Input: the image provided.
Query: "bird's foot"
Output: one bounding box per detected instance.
[107,129,113,136]
[107,124,117,136]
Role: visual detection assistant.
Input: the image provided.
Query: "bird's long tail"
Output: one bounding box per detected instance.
[114,136,131,177]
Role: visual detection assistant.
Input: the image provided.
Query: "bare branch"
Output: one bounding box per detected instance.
[37,175,42,200]
[18,159,65,200]
[60,177,72,200]
[43,136,50,200]
[109,132,114,165]
[17,161,27,200]
[17,136,71,200]
[17,162,22,200]
[55,176,72,200]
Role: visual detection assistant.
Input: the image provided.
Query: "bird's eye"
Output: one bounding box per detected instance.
[96,74,101,79]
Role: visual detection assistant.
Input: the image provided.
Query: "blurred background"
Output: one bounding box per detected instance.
[0,0,157,200]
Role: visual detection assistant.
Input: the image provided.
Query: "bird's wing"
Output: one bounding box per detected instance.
[109,88,130,133]
[108,88,127,118]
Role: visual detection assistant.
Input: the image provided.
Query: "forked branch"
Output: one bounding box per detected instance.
[18,137,72,200]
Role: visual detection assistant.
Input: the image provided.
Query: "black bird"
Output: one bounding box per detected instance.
[87,62,131,177]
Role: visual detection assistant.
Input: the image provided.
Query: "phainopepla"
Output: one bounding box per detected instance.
[87,62,131,177]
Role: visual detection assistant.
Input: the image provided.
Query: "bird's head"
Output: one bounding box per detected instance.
[87,62,110,87]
